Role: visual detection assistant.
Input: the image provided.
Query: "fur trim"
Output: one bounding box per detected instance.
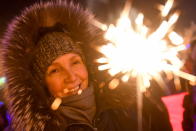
[1,1,100,130]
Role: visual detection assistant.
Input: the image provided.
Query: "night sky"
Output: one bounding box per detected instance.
[0,0,196,36]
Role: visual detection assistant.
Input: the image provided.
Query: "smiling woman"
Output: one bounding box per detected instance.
[1,1,99,130]
[34,28,97,126]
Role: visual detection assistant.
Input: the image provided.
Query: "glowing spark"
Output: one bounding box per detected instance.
[161,0,174,17]
[173,70,196,83]
[168,12,180,25]
[109,78,120,89]
[122,72,131,82]
[169,32,184,45]
[96,58,108,63]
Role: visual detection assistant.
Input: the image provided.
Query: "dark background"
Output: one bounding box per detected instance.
[0,0,195,36]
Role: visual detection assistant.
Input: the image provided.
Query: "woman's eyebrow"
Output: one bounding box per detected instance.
[49,62,60,67]
[70,55,81,61]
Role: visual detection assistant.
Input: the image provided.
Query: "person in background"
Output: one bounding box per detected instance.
[182,40,196,131]
[190,40,196,131]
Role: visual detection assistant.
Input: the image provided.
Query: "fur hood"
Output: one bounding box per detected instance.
[1,1,102,130]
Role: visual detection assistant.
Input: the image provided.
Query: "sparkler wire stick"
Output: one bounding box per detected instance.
[137,75,143,131]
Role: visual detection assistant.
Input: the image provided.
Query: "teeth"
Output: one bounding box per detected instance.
[64,86,82,94]
[77,89,82,95]
[70,86,79,92]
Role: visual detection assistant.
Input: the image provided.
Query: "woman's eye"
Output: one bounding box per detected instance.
[48,68,59,75]
[72,60,81,65]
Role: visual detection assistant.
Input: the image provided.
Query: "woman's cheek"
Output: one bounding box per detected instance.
[47,78,64,97]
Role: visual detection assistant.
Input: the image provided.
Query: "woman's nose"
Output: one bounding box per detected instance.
[63,69,77,83]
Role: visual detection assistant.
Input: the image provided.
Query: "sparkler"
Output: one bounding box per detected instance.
[93,0,196,130]
[94,0,196,92]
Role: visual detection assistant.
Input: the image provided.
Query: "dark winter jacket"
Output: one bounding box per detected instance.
[1,1,172,131]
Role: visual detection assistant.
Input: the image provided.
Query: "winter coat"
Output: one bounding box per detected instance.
[1,1,172,131]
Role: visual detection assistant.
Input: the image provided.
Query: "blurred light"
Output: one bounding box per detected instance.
[0,77,6,87]
[169,32,184,45]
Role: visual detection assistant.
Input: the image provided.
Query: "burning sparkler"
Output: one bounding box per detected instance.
[93,0,196,130]
[94,0,195,91]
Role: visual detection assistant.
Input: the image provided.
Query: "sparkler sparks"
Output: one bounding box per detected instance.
[94,0,196,91]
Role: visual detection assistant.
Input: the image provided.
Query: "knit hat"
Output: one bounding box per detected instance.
[33,30,85,82]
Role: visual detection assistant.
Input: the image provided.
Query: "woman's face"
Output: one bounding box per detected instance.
[45,53,88,97]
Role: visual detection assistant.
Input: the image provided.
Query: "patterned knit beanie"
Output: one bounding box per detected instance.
[33,30,85,82]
